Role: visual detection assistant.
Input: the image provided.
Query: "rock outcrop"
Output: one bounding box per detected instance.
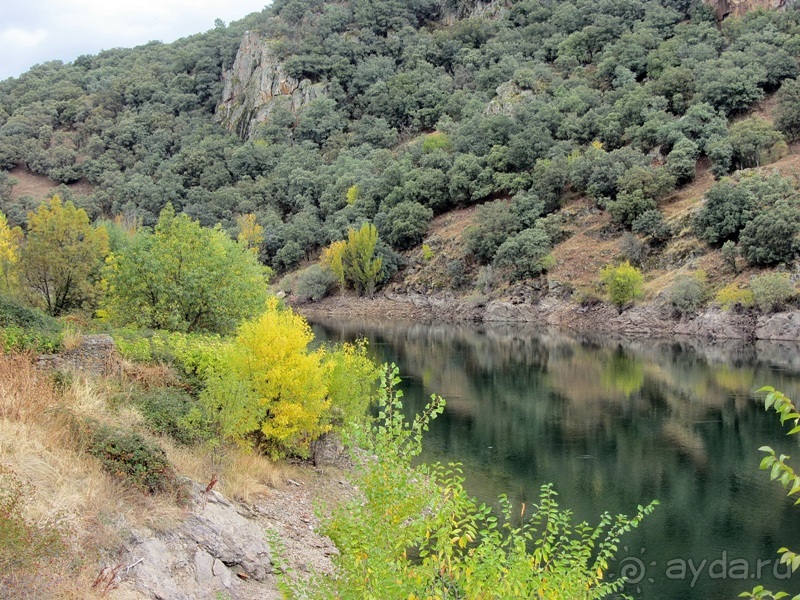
[704,0,792,21]
[121,481,275,600]
[216,31,327,139]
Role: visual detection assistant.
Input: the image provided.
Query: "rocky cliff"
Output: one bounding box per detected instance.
[704,0,793,21]
[216,31,327,139]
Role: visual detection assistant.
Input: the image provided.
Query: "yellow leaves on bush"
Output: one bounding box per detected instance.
[202,298,378,458]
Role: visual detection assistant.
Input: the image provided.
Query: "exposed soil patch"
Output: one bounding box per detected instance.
[7,166,94,202]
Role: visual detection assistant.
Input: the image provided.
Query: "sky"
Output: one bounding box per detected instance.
[0,0,271,81]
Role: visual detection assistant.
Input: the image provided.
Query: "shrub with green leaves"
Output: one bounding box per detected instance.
[632,209,672,245]
[742,388,800,600]
[0,295,63,353]
[284,366,657,599]
[87,424,177,494]
[739,204,800,266]
[668,273,707,317]
[493,225,554,280]
[382,201,434,251]
[125,387,203,445]
[295,265,337,302]
[750,272,796,313]
[600,261,644,310]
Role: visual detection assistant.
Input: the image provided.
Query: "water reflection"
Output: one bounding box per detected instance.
[310,318,800,599]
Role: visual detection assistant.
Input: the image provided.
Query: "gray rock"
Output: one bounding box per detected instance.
[755,312,800,341]
[124,482,273,599]
[216,32,327,139]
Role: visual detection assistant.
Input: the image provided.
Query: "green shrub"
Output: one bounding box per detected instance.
[288,366,658,599]
[126,387,203,445]
[0,295,63,353]
[750,272,796,313]
[739,204,800,266]
[445,259,467,289]
[632,209,672,245]
[667,137,699,185]
[463,201,518,264]
[694,179,756,246]
[382,201,433,251]
[87,424,177,494]
[668,274,708,316]
[607,190,657,228]
[295,265,337,302]
[493,225,553,279]
[714,283,754,311]
[600,261,644,310]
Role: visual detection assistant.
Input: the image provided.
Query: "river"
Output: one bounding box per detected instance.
[310,317,800,600]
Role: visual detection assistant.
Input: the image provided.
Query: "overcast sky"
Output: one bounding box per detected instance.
[0,0,271,81]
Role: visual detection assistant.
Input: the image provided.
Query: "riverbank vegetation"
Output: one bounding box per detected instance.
[0,199,657,597]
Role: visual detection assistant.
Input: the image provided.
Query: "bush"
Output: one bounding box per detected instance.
[714,283,754,311]
[292,367,657,599]
[620,233,646,266]
[667,137,699,185]
[445,259,468,288]
[632,210,672,245]
[200,299,379,458]
[728,117,784,170]
[607,190,657,228]
[750,272,796,313]
[775,78,800,141]
[0,295,63,353]
[694,179,756,246]
[87,424,177,494]
[382,201,433,251]
[668,274,707,316]
[739,204,800,266]
[463,201,519,264]
[295,265,337,302]
[600,261,644,310]
[126,387,203,445]
[493,226,553,280]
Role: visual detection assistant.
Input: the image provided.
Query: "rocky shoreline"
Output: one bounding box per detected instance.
[295,292,800,342]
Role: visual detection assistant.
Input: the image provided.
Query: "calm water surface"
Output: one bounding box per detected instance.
[311,318,800,600]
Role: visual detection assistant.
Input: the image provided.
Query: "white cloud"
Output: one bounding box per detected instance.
[0,1,270,81]
[0,28,48,49]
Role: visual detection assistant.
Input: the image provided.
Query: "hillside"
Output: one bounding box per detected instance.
[3,0,800,317]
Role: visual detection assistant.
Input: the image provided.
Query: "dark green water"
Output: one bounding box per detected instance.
[311,317,800,600]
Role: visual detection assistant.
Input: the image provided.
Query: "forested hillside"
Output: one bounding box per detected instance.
[3,0,800,306]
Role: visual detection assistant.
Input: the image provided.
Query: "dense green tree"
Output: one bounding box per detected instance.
[694,179,756,246]
[463,201,519,264]
[382,201,433,250]
[666,137,699,185]
[739,203,800,266]
[728,117,784,170]
[18,196,109,315]
[775,78,800,141]
[103,204,269,333]
[493,225,553,280]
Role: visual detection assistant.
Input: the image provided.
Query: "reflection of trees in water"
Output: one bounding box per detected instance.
[311,318,800,599]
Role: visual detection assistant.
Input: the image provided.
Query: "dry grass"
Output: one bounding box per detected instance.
[164,439,293,503]
[120,360,181,390]
[0,353,182,598]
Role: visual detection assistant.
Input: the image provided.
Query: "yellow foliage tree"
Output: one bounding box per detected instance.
[19,196,109,315]
[321,240,347,289]
[236,213,264,255]
[0,211,22,292]
[201,298,378,457]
